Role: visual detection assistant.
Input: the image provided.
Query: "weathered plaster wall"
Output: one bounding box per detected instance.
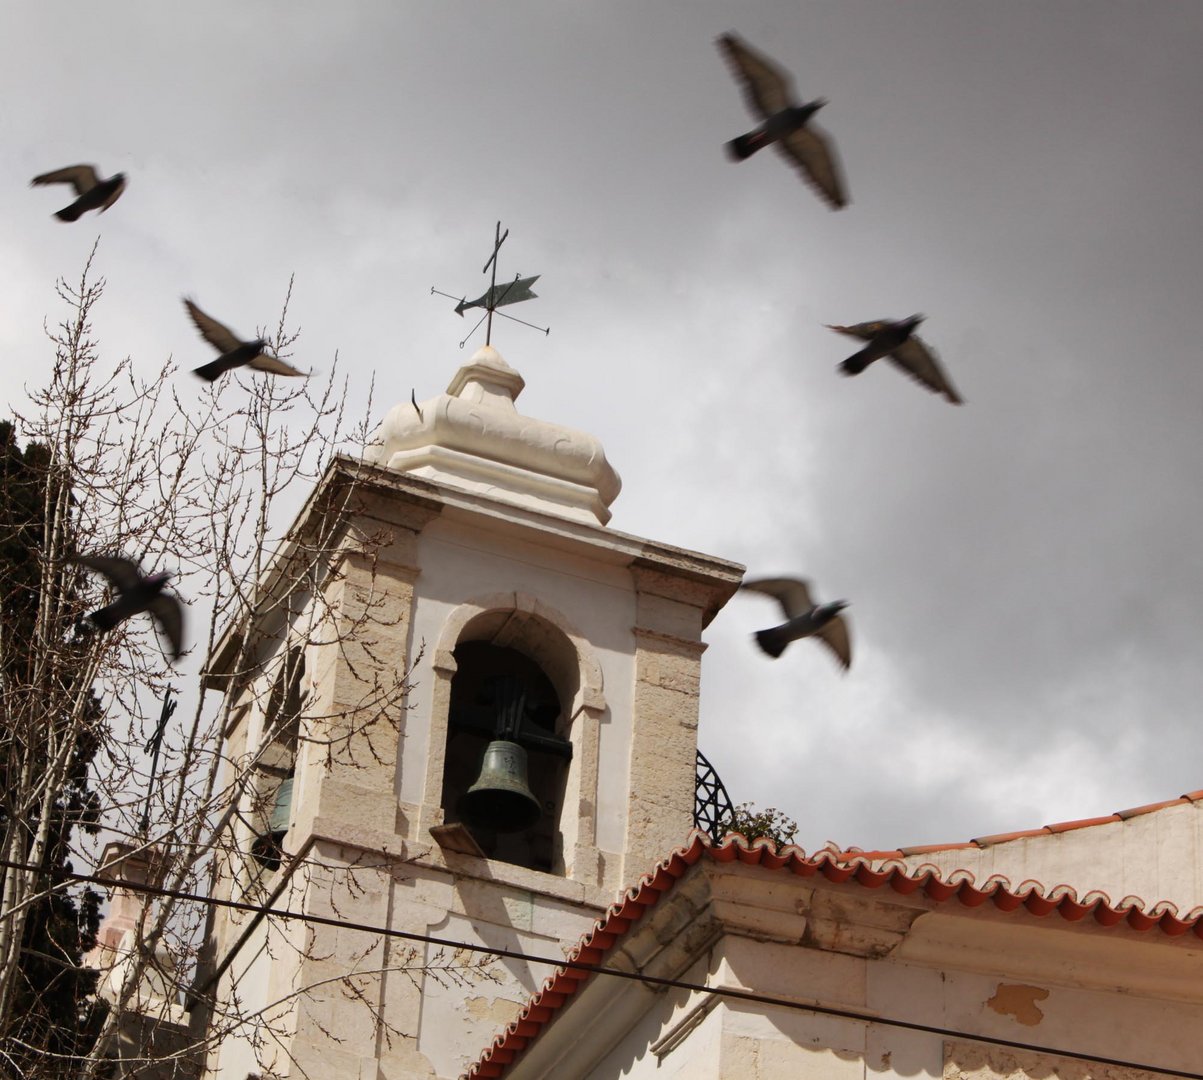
[891,801,1203,917]
[553,933,1203,1079]
[504,864,1203,1080]
[273,839,604,1080]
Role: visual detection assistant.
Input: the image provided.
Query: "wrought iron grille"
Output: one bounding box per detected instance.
[694,749,735,843]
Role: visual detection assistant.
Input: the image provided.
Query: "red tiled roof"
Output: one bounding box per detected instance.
[836,788,1203,861]
[464,829,1203,1079]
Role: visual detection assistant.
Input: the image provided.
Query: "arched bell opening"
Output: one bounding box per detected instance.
[441,636,573,873]
[250,645,304,872]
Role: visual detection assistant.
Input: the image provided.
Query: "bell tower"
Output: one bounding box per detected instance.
[197,345,742,1080]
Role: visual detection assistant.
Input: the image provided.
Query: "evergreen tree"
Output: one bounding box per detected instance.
[0,420,104,1075]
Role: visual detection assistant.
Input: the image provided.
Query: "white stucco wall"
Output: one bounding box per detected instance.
[503,862,1203,1080]
[527,934,1203,1079]
[887,799,1203,916]
[208,919,276,1080]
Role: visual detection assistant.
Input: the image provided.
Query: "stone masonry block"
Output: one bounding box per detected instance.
[635,592,704,641]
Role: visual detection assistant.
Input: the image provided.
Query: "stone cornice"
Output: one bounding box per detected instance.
[302,819,615,910]
[202,457,442,688]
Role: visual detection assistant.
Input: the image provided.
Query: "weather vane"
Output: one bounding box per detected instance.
[431,222,550,349]
[139,686,177,835]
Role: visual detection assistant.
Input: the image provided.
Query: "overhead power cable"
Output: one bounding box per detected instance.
[1,853,1198,1080]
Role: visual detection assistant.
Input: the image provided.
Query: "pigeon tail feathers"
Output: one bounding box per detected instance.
[839,355,869,376]
[726,131,765,160]
[754,627,790,658]
[55,204,83,223]
[192,358,233,383]
[88,604,125,631]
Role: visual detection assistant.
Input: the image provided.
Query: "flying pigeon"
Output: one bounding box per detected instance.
[31,165,126,222]
[741,577,851,668]
[716,33,847,210]
[75,555,184,662]
[183,299,307,382]
[827,316,963,404]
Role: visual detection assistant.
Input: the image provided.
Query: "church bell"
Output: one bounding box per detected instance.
[250,775,294,870]
[457,739,542,833]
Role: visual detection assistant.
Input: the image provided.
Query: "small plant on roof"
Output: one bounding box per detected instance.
[726,802,799,849]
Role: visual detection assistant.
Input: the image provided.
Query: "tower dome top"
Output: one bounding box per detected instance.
[365,346,621,525]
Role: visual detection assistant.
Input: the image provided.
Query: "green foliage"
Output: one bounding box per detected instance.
[726,802,799,849]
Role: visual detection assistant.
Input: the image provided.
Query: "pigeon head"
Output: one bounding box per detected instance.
[794,99,827,123]
[146,570,173,589]
[824,600,850,615]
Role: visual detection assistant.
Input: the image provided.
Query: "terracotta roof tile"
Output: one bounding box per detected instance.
[972,828,1053,846]
[1117,798,1187,820]
[462,829,1203,1079]
[897,842,978,856]
[1044,815,1121,834]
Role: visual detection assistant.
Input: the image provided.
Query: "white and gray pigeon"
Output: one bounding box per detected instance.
[826,315,963,405]
[741,577,851,668]
[183,299,307,383]
[31,165,126,222]
[75,555,184,662]
[716,32,847,210]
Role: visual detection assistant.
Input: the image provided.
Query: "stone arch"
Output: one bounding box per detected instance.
[422,592,607,881]
[244,641,306,875]
[432,591,605,720]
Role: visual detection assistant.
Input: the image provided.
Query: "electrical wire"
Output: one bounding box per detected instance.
[1,853,1199,1079]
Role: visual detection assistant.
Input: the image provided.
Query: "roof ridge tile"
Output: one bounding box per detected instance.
[838,788,1203,864]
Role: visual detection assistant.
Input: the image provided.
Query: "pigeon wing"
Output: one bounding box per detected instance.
[148,594,184,661]
[716,33,795,118]
[776,125,847,209]
[76,554,143,591]
[741,577,815,620]
[183,299,243,354]
[825,320,889,343]
[31,165,100,196]
[816,615,852,670]
[248,353,307,378]
[888,337,963,404]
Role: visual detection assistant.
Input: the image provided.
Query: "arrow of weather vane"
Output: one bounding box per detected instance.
[432,222,550,349]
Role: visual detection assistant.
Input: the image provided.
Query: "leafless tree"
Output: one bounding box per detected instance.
[0,248,496,1079]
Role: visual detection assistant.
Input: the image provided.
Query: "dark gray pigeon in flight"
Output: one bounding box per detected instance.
[75,555,184,662]
[741,577,851,668]
[31,165,126,222]
[183,299,307,382]
[827,316,963,404]
[716,32,847,210]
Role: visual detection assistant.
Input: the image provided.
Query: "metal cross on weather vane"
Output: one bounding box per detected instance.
[431,222,550,350]
[139,686,177,836]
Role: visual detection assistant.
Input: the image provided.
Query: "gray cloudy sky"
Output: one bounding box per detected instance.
[4,3,1203,855]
